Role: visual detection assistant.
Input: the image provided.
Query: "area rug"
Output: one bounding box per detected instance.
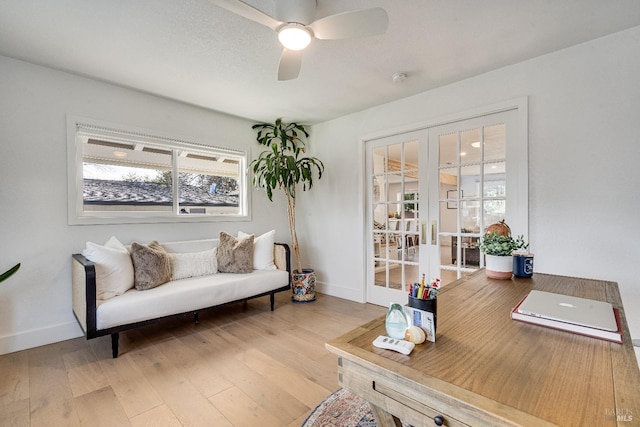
[302,388,378,427]
[302,388,412,427]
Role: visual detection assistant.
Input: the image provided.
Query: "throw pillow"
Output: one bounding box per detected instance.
[217,232,254,274]
[238,229,276,270]
[82,236,134,300]
[168,248,218,280]
[130,241,172,290]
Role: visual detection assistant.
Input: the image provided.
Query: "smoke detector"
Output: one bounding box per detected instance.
[392,72,407,83]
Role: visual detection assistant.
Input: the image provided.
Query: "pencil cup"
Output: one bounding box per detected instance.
[408,295,437,335]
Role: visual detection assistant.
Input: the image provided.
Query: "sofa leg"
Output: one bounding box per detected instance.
[194,312,199,324]
[111,333,119,358]
[270,293,275,311]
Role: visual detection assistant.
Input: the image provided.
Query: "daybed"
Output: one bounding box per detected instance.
[72,232,291,358]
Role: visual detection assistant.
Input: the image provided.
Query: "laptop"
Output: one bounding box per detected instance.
[516,290,618,332]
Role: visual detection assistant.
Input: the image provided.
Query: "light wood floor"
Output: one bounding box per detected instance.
[0,293,386,427]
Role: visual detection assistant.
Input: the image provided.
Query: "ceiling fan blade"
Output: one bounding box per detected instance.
[208,0,283,30]
[278,49,302,81]
[308,7,388,40]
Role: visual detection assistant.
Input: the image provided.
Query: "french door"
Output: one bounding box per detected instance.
[366,102,527,305]
[426,109,525,286]
[366,130,428,306]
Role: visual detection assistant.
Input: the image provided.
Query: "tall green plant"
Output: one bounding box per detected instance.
[250,119,324,273]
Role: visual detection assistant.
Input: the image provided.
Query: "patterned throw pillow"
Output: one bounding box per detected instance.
[130,241,172,290]
[168,248,218,280]
[216,232,254,274]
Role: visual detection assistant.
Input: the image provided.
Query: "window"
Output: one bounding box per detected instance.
[67,118,248,224]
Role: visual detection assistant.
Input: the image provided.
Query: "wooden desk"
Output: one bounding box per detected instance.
[326,271,640,426]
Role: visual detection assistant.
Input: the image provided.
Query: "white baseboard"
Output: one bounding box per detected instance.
[0,286,372,355]
[0,321,83,356]
[315,280,366,303]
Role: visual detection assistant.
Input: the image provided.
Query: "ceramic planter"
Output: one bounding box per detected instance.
[485,254,513,279]
[292,269,316,302]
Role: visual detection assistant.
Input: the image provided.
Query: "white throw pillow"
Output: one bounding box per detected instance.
[238,230,276,270]
[82,236,134,300]
[168,248,218,280]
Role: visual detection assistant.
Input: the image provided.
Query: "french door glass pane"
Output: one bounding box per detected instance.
[460,165,480,198]
[461,128,482,163]
[461,200,481,232]
[439,133,457,166]
[373,146,388,172]
[484,199,506,226]
[484,124,506,161]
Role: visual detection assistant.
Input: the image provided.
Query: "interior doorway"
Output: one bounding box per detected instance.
[364,99,528,306]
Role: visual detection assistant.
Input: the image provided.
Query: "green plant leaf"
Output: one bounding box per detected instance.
[0,263,20,283]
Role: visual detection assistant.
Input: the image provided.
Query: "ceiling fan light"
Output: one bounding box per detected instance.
[278,23,311,50]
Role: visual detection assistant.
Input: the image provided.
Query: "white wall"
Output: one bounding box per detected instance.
[2,26,639,355]
[304,26,640,340]
[0,56,289,355]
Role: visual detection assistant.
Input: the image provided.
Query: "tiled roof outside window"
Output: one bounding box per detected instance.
[83,179,238,206]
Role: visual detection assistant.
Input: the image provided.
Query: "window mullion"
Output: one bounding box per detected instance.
[172,149,180,215]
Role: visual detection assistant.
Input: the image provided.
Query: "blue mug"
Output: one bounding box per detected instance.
[513,253,534,278]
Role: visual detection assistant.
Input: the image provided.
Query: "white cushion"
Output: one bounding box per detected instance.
[238,230,276,270]
[96,269,289,329]
[168,248,218,280]
[82,236,134,300]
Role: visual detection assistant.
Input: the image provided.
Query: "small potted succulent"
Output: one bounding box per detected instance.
[479,221,528,279]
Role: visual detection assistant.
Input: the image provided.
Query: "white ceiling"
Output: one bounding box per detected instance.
[1,1,640,124]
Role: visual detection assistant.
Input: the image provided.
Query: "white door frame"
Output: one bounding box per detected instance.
[361,97,528,305]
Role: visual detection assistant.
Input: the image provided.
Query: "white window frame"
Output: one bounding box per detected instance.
[67,116,250,225]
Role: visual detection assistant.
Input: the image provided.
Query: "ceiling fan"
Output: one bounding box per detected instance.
[209,0,389,80]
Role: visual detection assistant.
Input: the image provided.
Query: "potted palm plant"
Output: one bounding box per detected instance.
[479,221,528,279]
[250,119,324,302]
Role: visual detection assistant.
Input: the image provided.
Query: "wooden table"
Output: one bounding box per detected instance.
[326,271,640,426]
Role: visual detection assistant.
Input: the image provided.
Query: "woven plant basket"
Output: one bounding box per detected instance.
[292,269,316,302]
